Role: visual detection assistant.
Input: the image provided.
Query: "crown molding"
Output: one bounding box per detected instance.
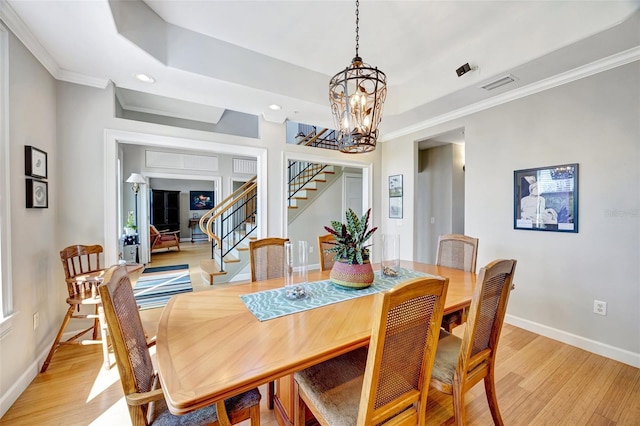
[382,46,640,142]
[0,0,108,89]
[56,68,109,89]
[0,0,59,77]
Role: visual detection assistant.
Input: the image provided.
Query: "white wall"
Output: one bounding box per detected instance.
[383,62,640,366]
[0,32,381,415]
[287,174,344,269]
[1,31,58,415]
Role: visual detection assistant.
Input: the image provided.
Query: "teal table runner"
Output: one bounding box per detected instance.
[240,268,438,322]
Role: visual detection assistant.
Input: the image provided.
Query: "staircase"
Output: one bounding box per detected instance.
[199,177,257,284]
[288,162,341,223]
[199,125,340,284]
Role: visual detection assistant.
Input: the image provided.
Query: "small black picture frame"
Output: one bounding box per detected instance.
[25,146,48,179]
[514,163,578,233]
[26,178,48,208]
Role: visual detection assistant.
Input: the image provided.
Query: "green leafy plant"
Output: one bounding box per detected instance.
[124,211,136,231]
[324,208,377,265]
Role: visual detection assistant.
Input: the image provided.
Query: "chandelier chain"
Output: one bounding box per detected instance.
[355,0,360,57]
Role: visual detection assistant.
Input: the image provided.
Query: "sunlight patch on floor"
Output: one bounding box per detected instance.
[86,361,121,403]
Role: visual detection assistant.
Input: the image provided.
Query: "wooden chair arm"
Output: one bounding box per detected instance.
[125,388,165,406]
[159,230,180,236]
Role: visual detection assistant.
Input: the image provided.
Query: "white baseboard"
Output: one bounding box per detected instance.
[505,314,640,368]
[0,345,50,418]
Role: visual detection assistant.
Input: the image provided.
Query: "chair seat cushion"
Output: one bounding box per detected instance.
[151,387,261,425]
[294,347,368,425]
[431,332,462,385]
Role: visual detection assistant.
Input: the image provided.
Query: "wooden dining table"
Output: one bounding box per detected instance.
[155,260,476,424]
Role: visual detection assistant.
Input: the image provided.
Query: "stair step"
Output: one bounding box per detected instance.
[200,259,227,285]
[224,253,240,263]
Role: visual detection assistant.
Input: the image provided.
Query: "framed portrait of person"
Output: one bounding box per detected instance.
[513,164,578,233]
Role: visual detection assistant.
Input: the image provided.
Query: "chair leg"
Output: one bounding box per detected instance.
[93,304,99,340]
[40,305,75,373]
[293,381,306,426]
[484,371,504,426]
[249,404,261,426]
[97,305,111,370]
[451,381,466,426]
[267,380,275,409]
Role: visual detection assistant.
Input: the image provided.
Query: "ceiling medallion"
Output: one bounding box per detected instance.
[329,0,387,153]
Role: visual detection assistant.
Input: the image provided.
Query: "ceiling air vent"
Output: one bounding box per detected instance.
[480,74,518,91]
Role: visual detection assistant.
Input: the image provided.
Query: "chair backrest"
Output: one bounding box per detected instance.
[435,234,479,273]
[358,276,448,425]
[60,244,104,297]
[249,237,289,282]
[99,265,156,425]
[458,259,517,385]
[317,234,335,271]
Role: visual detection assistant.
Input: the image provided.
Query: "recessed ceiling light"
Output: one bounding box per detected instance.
[134,73,156,83]
[269,104,282,111]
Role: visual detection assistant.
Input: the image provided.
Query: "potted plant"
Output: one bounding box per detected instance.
[124,211,137,236]
[324,208,377,289]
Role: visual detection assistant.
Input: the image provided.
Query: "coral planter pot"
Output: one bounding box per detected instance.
[329,260,375,289]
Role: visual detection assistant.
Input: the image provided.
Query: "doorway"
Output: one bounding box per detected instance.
[415,128,466,263]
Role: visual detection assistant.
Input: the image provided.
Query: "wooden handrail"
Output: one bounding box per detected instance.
[204,182,257,237]
[301,128,328,147]
[198,176,257,238]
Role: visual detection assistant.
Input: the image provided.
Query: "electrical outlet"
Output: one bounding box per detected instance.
[593,300,607,316]
[33,312,39,330]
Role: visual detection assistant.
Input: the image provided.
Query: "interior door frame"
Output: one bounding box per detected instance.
[282,150,373,239]
[104,129,267,266]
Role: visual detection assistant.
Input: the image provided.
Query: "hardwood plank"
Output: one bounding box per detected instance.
[1,243,638,426]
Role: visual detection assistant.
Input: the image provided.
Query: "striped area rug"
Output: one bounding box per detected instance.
[134,264,193,310]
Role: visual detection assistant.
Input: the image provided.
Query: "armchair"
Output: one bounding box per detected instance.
[150,225,180,253]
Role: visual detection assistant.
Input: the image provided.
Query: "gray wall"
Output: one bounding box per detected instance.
[1,29,379,415]
[383,61,640,364]
[415,144,465,263]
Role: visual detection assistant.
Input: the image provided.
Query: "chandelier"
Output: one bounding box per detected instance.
[329,0,387,153]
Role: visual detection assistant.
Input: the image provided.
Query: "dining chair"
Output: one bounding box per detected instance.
[293,276,449,426]
[430,258,517,426]
[99,265,262,426]
[248,236,289,409]
[436,233,479,331]
[41,244,109,373]
[248,237,289,282]
[317,234,335,271]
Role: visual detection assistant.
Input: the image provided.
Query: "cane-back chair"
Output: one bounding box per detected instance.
[294,276,449,426]
[317,234,335,272]
[430,259,517,426]
[248,237,289,408]
[99,265,261,426]
[41,244,109,373]
[436,234,479,331]
[248,237,289,282]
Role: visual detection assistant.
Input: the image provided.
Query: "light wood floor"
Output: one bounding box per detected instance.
[2,242,639,425]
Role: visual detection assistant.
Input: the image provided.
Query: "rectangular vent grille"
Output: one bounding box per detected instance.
[233,158,257,174]
[481,74,517,91]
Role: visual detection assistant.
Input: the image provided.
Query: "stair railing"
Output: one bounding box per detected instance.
[288,160,328,206]
[198,176,257,271]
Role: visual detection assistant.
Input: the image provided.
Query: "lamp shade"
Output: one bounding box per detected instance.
[126,173,146,184]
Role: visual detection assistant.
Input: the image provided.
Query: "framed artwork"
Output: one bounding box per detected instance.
[389,174,403,197]
[189,190,215,210]
[25,146,48,179]
[514,163,578,233]
[26,179,48,208]
[389,174,403,219]
[389,197,403,219]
